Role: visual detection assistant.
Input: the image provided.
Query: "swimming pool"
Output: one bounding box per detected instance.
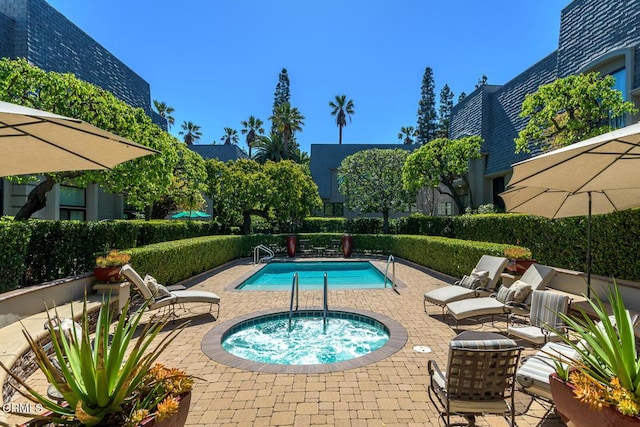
[237,261,387,290]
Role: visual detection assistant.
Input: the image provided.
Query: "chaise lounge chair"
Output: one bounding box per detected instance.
[424,255,509,314]
[507,290,570,345]
[444,263,556,325]
[121,264,220,319]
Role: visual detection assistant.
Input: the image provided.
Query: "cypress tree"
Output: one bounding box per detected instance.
[416,67,437,144]
[436,84,455,138]
[272,68,291,133]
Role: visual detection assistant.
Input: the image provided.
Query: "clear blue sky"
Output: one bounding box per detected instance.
[48,0,570,155]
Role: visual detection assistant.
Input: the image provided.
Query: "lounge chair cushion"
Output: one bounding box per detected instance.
[424,286,476,306]
[447,297,507,320]
[516,342,580,400]
[170,290,220,304]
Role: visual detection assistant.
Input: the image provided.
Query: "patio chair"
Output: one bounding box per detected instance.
[299,239,314,256]
[428,332,522,426]
[444,264,556,326]
[424,255,509,314]
[507,290,570,345]
[120,264,220,319]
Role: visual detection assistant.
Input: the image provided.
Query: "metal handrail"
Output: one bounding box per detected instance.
[323,273,329,330]
[288,273,299,330]
[253,244,275,264]
[384,254,396,289]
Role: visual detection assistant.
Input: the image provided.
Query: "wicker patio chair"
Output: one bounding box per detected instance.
[428,333,522,426]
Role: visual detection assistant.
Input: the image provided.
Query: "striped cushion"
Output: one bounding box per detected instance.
[450,337,518,350]
[529,291,569,329]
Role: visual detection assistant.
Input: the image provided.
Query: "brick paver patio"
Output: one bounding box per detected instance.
[6,257,566,426]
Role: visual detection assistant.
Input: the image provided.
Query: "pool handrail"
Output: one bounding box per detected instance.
[288,272,299,330]
[253,244,274,264]
[385,255,396,289]
[323,273,329,330]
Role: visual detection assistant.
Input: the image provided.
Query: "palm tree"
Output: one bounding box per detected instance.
[153,100,175,130]
[253,132,285,163]
[397,126,417,145]
[221,127,239,145]
[329,95,355,144]
[179,121,202,145]
[270,103,304,159]
[240,116,265,158]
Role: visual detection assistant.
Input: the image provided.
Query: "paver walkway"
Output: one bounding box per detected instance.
[6,257,566,426]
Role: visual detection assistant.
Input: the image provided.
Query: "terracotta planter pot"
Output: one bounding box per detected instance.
[93,266,124,283]
[286,235,297,257]
[505,259,537,275]
[549,373,640,427]
[19,391,191,427]
[341,235,353,258]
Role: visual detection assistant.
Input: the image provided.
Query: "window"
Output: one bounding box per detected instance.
[60,185,86,221]
[437,202,452,216]
[492,177,506,211]
[323,202,344,217]
[609,67,627,128]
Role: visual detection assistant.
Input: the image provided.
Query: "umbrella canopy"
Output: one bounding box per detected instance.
[170,210,211,219]
[0,100,158,177]
[501,121,640,293]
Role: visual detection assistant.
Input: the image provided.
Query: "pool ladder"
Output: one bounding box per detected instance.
[288,272,329,331]
[253,244,274,264]
[384,254,396,289]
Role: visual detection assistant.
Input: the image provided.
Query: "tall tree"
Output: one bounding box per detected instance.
[338,149,415,233]
[402,136,483,214]
[328,95,355,144]
[270,103,304,159]
[515,72,638,153]
[397,126,417,144]
[153,100,175,130]
[221,127,239,145]
[416,67,437,144]
[436,84,455,138]
[240,115,264,158]
[271,68,291,133]
[0,58,179,219]
[179,121,202,145]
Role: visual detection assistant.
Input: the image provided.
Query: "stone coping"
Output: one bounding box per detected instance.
[201,306,408,374]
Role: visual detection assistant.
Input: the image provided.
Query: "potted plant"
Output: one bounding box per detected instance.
[503,246,535,274]
[548,282,640,426]
[1,297,194,426]
[94,250,131,283]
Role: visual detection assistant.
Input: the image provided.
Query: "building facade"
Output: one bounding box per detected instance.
[449,0,640,213]
[0,0,165,220]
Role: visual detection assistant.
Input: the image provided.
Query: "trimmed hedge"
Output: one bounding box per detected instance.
[127,236,244,285]
[121,233,516,285]
[0,220,31,291]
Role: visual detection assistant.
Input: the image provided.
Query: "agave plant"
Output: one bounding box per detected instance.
[1,297,191,425]
[551,281,640,415]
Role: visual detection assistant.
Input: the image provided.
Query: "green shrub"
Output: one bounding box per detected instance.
[301,217,346,233]
[128,235,244,284]
[345,218,383,234]
[0,219,31,291]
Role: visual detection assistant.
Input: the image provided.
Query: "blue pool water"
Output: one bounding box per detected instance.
[221,310,390,365]
[237,261,387,290]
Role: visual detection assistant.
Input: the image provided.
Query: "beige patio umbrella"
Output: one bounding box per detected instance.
[0,100,158,177]
[501,121,640,293]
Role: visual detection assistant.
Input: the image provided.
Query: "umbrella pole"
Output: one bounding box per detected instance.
[587,192,592,298]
